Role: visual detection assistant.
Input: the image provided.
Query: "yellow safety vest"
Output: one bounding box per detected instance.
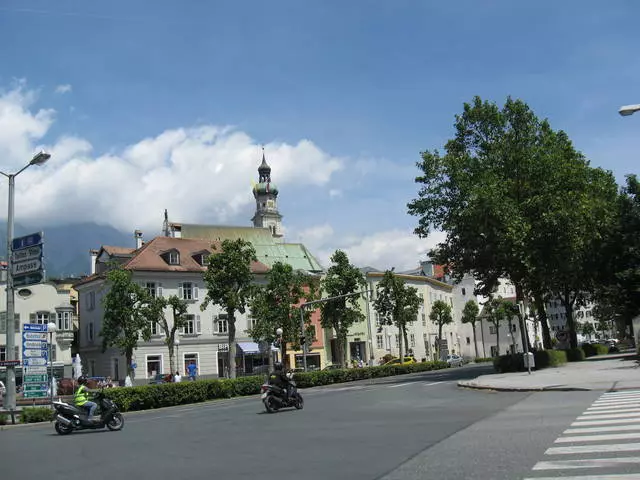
[74,385,89,406]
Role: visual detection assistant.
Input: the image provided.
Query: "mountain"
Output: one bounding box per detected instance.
[0,222,134,278]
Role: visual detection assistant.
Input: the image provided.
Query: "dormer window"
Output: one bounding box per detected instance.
[192,250,210,267]
[161,249,180,265]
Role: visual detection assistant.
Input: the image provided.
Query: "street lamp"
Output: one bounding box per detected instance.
[1,151,51,415]
[174,337,180,375]
[619,104,640,116]
[47,322,57,405]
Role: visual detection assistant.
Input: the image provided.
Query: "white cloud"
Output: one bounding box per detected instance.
[0,84,344,233]
[296,223,446,271]
[329,189,342,198]
[55,84,72,94]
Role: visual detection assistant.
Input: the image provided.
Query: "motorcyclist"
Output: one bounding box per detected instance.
[269,362,292,402]
[74,376,98,418]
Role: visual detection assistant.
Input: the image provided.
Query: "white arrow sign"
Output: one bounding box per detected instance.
[23,332,47,341]
[12,258,42,276]
[12,245,43,263]
[24,366,48,375]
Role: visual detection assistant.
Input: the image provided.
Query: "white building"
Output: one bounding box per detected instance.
[74,235,271,383]
[545,297,599,342]
[0,280,76,380]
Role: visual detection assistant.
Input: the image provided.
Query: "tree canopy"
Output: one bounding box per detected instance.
[461,300,480,358]
[429,299,453,359]
[201,238,258,378]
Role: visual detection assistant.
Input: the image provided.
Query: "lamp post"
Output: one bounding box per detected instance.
[619,104,640,116]
[174,337,180,376]
[1,151,51,415]
[47,322,57,405]
[275,327,283,366]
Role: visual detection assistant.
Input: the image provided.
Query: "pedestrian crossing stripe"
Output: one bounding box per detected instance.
[524,391,640,479]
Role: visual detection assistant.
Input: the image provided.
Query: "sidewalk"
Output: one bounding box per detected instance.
[458,353,640,392]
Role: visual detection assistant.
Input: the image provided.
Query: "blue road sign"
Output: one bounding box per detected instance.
[22,323,48,332]
[12,232,43,251]
[22,340,48,350]
[13,271,45,287]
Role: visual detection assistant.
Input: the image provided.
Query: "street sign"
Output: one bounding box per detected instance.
[24,391,48,398]
[23,340,48,349]
[22,358,47,366]
[12,232,43,251]
[0,360,20,367]
[23,383,48,392]
[22,323,47,332]
[12,244,43,263]
[12,258,42,276]
[13,271,45,287]
[23,349,48,359]
[22,332,47,341]
[24,374,48,383]
[24,366,48,375]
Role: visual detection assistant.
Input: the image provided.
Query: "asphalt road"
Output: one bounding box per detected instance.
[0,365,602,480]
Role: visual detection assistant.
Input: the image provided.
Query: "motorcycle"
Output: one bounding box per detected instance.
[52,389,124,435]
[261,371,304,413]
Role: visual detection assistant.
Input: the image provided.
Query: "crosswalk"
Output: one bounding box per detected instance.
[525,390,640,479]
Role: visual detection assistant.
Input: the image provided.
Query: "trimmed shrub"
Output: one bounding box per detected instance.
[0,412,7,425]
[474,357,494,363]
[104,361,449,412]
[493,353,524,373]
[582,343,609,357]
[534,349,567,369]
[20,407,54,424]
[566,348,586,362]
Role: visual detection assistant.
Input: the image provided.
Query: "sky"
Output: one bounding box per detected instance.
[0,0,639,271]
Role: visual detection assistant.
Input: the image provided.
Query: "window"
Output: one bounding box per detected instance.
[0,345,19,361]
[375,312,381,327]
[376,335,383,349]
[193,253,209,266]
[146,282,157,298]
[179,282,198,301]
[146,355,162,378]
[395,335,400,348]
[183,353,199,375]
[489,326,497,335]
[85,291,96,310]
[214,315,228,334]
[181,314,201,335]
[490,346,498,357]
[150,321,162,336]
[466,337,471,345]
[246,316,257,332]
[57,311,72,331]
[510,324,516,332]
[0,312,21,333]
[462,288,466,296]
[421,313,426,326]
[87,322,94,342]
[410,334,415,348]
[30,312,49,324]
[168,251,180,265]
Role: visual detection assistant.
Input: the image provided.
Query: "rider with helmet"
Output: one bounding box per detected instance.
[74,376,98,418]
[269,362,292,401]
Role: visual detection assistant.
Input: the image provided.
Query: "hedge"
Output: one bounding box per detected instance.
[582,343,609,357]
[104,361,449,412]
[474,357,494,363]
[0,412,7,425]
[494,350,568,373]
[20,407,54,424]
[566,347,586,362]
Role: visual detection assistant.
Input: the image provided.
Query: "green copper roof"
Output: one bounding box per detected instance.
[177,224,324,273]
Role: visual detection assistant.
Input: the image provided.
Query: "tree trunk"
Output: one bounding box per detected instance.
[515,284,531,352]
[336,332,346,368]
[534,294,552,349]
[268,347,274,373]
[495,322,500,356]
[437,323,443,360]
[472,323,479,358]
[228,311,237,379]
[126,351,134,379]
[399,324,404,362]
[563,289,578,349]
[402,324,409,354]
[282,342,288,370]
[168,344,175,375]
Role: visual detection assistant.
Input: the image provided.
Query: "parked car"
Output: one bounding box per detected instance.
[446,354,464,367]
[383,357,416,366]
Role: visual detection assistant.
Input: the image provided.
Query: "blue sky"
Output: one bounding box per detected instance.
[0,1,639,269]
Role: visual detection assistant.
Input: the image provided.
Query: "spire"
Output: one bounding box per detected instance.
[258,145,271,183]
[162,209,170,237]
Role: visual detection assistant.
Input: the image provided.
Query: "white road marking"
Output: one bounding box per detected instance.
[564,424,640,434]
[556,432,640,443]
[577,412,640,421]
[524,475,640,480]
[424,381,444,386]
[587,403,640,411]
[572,417,640,427]
[546,442,640,455]
[583,407,640,414]
[533,456,640,470]
[388,382,412,388]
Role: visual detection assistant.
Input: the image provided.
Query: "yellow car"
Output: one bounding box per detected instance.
[383,357,416,366]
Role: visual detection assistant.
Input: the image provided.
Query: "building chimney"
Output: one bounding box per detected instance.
[90,249,99,276]
[134,230,143,249]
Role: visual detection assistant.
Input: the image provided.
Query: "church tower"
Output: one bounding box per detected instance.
[251,148,283,239]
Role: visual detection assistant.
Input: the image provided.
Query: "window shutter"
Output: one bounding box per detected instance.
[196,315,201,334]
[14,346,19,360]
[178,283,183,299]
[193,285,199,300]
[158,283,163,298]
[29,313,36,322]
[0,317,5,333]
[213,316,218,333]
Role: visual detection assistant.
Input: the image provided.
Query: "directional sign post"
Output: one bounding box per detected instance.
[22,323,50,402]
[12,232,43,251]
[12,232,44,287]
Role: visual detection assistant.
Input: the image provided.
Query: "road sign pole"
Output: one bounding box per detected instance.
[5,173,16,419]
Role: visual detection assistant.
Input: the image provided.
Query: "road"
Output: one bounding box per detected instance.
[0,364,622,480]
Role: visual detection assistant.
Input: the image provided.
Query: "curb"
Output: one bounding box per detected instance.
[457,381,592,392]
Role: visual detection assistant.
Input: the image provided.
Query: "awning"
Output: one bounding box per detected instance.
[236,342,278,355]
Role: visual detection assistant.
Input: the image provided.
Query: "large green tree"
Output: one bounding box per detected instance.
[483,297,515,356]
[201,238,258,379]
[320,250,366,368]
[461,300,480,358]
[101,268,154,378]
[429,299,453,360]
[373,270,421,362]
[249,262,318,371]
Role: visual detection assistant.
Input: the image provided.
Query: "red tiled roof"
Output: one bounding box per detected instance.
[123,236,270,274]
[102,246,136,256]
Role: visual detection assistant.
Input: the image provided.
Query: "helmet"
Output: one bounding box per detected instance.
[274,362,283,372]
[78,376,87,385]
